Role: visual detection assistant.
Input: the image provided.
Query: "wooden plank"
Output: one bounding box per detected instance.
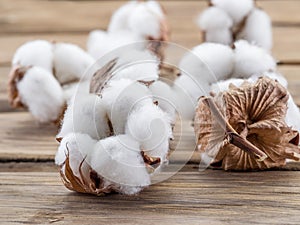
[0,112,58,160]
[1,170,300,224]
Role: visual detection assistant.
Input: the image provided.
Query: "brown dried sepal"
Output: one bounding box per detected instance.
[8,65,31,108]
[141,151,161,173]
[159,63,181,85]
[59,147,114,196]
[194,77,300,171]
[89,58,118,96]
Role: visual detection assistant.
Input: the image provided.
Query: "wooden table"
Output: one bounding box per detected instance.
[0,0,300,224]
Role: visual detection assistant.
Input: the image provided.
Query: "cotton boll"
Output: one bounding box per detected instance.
[210,78,245,94]
[125,103,172,162]
[232,40,276,78]
[12,40,53,72]
[198,7,233,31]
[180,43,234,84]
[55,133,97,178]
[149,81,176,123]
[17,66,64,123]
[57,93,110,140]
[108,1,139,33]
[53,43,95,84]
[102,79,153,134]
[211,0,254,25]
[237,8,273,51]
[89,135,150,195]
[128,3,162,39]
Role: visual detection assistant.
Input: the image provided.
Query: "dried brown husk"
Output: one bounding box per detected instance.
[7,65,31,108]
[195,77,300,171]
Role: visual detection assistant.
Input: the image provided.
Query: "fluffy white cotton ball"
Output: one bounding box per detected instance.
[125,102,172,162]
[237,8,273,51]
[89,135,150,195]
[211,0,254,25]
[112,49,159,82]
[12,40,53,72]
[53,43,95,84]
[17,66,64,123]
[62,80,90,102]
[128,3,162,39]
[232,40,276,78]
[57,93,110,140]
[108,1,139,33]
[210,78,245,94]
[87,30,141,60]
[198,7,233,30]
[149,80,176,123]
[55,132,97,178]
[102,79,153,134]
[197,7,233,45]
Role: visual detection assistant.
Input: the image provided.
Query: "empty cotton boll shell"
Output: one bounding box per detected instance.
[237,8,272,51]
[12,40,53,72]
[16,66,65,123]
[125,102,172,163]
[211,0,254,26]
[57,93,110,140]
[53,43,95,85]
[195,77,300,171]
[232,40,276,78]
[149,80,177,123]
[89,135,151,195]
[102,79,153,134]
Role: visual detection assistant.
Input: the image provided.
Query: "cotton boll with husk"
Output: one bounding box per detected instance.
[57,93,110,141]
[211,0,254,26]
[197,7,233,45]
[232,40,276,78]
[125,102,173,163]
[53,43,95,85]
[15,66,65,123]
[88,135,150,195]
[102,79,153,134]
[237,9,272,51]
[12,40,53,72]
[87,30,141,60]
[149,80,176,123]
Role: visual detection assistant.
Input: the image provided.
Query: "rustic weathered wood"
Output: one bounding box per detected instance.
[1,169,300,224]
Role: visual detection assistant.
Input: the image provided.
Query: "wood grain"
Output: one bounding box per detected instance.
[1,169,300,224]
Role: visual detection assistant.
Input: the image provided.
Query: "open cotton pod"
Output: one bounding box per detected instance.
[198,0,272,50]
[107,0,169,59]
[195,77,300,171]
[8,65,65,124]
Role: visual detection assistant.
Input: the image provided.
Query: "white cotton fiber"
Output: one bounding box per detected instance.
[128,3,162,39]
[145,1,164,18]
[53,43,95,84]
[211,0,254,25]
[57,93,110,140]
[237,8,273,51]
[248,71,288,88]
[149,80,176,122]
[112,49,159,81]
[87,30,140,60]
[12,40,53,72]
[204,29,233,46]
[232,40,276,78]
[89,135,150,195]
[285,96,300,133]
[62,80,90,102]
[108,1,138,33]
[198,7,233,31]
[125,102,172,162]
[17,66,64,123]
[102,79,153,134]
[55,133,97,178]
[210,78,245,94]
